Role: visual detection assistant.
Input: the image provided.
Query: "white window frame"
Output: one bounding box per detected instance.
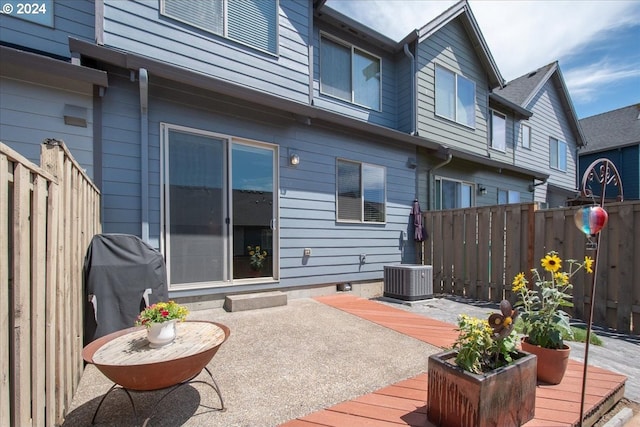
[435,177,474,209]
[490,110,507,152]
[435,64,476,128]
[549,137,567,171]
[320,33,382,111]
[161,0,279,55]
[336,158,386,223]
[498,189,521,205]
[521,124,531,149]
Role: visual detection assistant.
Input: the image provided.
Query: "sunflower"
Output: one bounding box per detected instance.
[554,272,569,285]
[512,272,526,292]
[541,252,562,273]
[584,256,594,273]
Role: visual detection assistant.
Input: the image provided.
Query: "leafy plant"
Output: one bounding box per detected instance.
[135,301,189,328]
[247,245,268,270]
[512,251,593,349]
[453,300,519,374]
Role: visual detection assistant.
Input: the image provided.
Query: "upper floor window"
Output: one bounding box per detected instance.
[320,35,381,111]
[490,111,506,151]
[337,159,385,223]
[162,0,278,55]
[521,124,531,149]
[435,177,473,209]
[549,137,567,171]
[435,65,475,128]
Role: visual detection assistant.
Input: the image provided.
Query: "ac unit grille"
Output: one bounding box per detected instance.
[383,265,433,301]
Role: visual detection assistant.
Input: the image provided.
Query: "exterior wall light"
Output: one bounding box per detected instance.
[290,153,300,166]
[477,184,487,195]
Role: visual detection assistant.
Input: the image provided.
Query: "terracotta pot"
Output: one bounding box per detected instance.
[147,320,177,348]
[427,349,536,427]
[521,337,570,385]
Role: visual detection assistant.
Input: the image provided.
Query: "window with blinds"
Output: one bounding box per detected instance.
[162,0,278,55]
[337,159,386,223]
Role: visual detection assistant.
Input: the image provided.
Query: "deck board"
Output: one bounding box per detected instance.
[279,294,626,427]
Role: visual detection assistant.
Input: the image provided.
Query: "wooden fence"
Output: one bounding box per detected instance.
[422,201,640,335]
[1,140,101,427]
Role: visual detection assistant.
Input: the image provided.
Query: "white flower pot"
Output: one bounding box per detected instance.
[146,320,177,348]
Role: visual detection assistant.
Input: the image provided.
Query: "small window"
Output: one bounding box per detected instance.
[549,137,567,171]
[320,35,381,110]
[498,189,520,204]
[491,111,506,151]
[162,0,279,54]
[435,65,476,128]
[435,177,473,209]
[521,124,531,149]
[337,159,385,223]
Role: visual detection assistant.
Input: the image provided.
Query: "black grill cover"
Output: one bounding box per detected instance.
[83,234,168,344]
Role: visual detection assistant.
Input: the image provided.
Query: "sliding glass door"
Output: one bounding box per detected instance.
[162,124,277,289]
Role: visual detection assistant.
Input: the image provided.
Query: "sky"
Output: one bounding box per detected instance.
[326,0,640,119]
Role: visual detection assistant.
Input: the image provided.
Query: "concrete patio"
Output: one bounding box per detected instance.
[64,294,635,426]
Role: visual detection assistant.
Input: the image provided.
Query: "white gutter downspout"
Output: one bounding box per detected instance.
[428,150,453,210]
[139,68,149,243]
[403,43,417,136]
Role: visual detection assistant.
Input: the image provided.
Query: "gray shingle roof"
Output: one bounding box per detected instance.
[493,62,556,106]
[579,104,640,153]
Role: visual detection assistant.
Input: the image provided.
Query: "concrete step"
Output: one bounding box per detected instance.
[223,291,287,312]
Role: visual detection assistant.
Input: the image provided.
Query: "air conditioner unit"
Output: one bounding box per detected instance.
[383,264,433,301]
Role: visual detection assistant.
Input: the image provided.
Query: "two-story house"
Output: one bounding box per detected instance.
[1,0,563,303]
[579,103,640,200]
[493,61,586,207]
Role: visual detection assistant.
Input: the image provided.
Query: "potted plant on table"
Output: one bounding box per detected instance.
[135,301,189,348]
[512,251,593,384]
[427,300,537,427]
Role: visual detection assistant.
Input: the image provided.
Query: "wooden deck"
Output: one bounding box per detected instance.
[280,294,626,427]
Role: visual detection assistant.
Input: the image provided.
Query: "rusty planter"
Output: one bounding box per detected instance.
[427,350,536,427]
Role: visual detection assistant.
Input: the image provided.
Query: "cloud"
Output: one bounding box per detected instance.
[563,59,640,103]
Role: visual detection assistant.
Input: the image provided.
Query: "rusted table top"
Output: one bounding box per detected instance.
[93,321,226,366]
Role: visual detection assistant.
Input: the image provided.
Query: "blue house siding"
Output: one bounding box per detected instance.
[101,0,311,105]
[515,79,579,203]
[98,65,417,295]
[579,146,639,200]
[416,18,491,155]
[0,77,94,174]
[0,0,94,58]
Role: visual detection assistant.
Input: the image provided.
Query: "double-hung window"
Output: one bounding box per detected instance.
[161,0,279,54]
[521,124,531,149]
[337,159,385,223]
[435,65,476,128]
[435,177,473,210]
[549,137,567,171]
[320,35,381,111]
[490,111,506,151]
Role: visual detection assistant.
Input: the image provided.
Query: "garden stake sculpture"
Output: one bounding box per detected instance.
[574,158,623,427]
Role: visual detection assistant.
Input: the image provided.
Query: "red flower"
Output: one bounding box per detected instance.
[161,310,169,317]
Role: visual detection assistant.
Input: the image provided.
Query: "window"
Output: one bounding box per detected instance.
[521,124,531,149]
[162,0,278,54]
[337,159,385,223]
[491,111,506,151]
[498,189,520,204]
[435,65,476,127]
[549,137,567,171]
[320,35,381,110]
[435,178,473,209]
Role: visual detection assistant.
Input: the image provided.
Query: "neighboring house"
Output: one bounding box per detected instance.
[493,62,586,208]
[1,0,557,302]
[578,103,640,200]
